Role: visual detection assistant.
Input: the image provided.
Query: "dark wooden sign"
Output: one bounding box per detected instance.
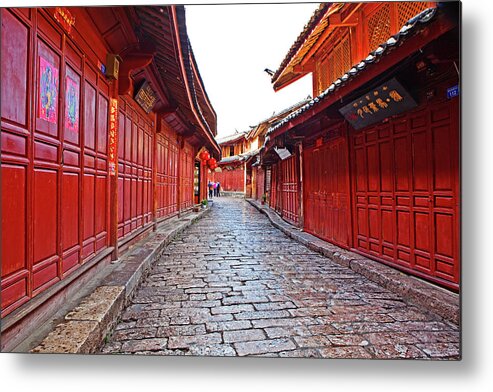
[134,81,157,113]
[339,78,417,130]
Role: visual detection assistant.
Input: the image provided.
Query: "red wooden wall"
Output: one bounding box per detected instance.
[214,165,245,192]
[280,155,299,225]
[1,8,111,316]
[117,97,153,240]
[0,7,213,319]
[156,123,178,220]
[255,167,265,201]
[180,141,195,210]
[304,133,350,248]
[351,99,459,286]
[269,157,300,225]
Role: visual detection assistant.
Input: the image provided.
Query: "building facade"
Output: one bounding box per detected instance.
[261,2,460,290]
[1,5,220,350]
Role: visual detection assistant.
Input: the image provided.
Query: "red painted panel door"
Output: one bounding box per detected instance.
[304,136,350,247]
[281,155,299,225]
[1,8,32,314]
[117,98,153,239]
[156,128,178,220]
[351,100,459,287]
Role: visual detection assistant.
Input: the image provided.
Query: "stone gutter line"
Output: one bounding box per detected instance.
[246,198,460,326]
[30,206,212,354]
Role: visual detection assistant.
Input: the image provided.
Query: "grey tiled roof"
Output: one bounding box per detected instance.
[216,131,247,145]
[266,7,438,138]
[218,148,261,165]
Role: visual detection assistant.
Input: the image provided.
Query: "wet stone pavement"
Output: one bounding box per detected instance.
[101,197,460,359]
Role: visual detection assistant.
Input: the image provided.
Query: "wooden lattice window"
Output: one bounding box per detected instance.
[398,2,430,28]
[317,34,351,94]
[367,4,391,52]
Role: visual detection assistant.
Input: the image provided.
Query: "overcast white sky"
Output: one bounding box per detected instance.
[185,2,320,138]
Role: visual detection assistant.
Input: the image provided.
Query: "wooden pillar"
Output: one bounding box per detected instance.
[152,113,159,231]
[297,142,304,230]
[201,160,208,202]
[109,82,119,261]
[177,135,183,217]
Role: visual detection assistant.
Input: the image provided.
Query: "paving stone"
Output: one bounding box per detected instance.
[206,320,253,332]
[416,342,461,358]
[156,324,206,337]
[367,344,429,359]
[111,327,157,341]
[223,329,266,343]
[318,346,373,359]
[293,335,332,348]
[121,338,168,353]
[264,326,312,339]
[252,317,319,329]
[100,197,460,359]
[278,349,322,358]
[211,304,255,314]
[235,310,292,320]
[187,344,237,357]
[234,338,297,356]
[167,333,223,349]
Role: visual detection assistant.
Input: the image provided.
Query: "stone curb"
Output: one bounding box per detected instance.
[246,198,460,325]
[31,206,212,354]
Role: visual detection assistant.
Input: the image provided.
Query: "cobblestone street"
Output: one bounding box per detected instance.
[101,197,459,359]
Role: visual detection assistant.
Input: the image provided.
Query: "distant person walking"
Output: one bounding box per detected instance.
[208,181,214,198]
[216,182,221,197]
[213,181,218,197]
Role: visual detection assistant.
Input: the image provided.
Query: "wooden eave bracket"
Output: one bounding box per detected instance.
[118,42,156,95]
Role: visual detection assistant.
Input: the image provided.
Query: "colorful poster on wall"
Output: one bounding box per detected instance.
[38,56,58,123]
[65,76,80,132]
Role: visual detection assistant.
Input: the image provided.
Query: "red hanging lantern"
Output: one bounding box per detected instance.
[199,150,210,162]
[207,158,217,167]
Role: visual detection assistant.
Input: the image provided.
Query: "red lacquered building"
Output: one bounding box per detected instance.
[1,5,220,350]
[262,2,460,290]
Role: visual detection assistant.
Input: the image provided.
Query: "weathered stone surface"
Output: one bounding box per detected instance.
[32,321,100,354]
[366,344,428,359]
[120,338,169,353]
[223,329,266,343]
[100,198,460,359]
[234,338,297,356]
[318,346,373,359]
[167,333,223,349]
[206,320,253,332]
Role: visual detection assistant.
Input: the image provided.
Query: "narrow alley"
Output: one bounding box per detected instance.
[101,198,459,359]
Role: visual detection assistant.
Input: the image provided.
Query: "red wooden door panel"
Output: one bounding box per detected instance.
[280,155,299,225]
[1,9,32,314]
[350,99,459,287]
[157,129,179,217]
[117,97,153,240]
[304,135,350,247]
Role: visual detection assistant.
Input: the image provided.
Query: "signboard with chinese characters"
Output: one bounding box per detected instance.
[108,99,118,176]
[134,81,157,114]
[53,7,75,34]
[339,78,417,130]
